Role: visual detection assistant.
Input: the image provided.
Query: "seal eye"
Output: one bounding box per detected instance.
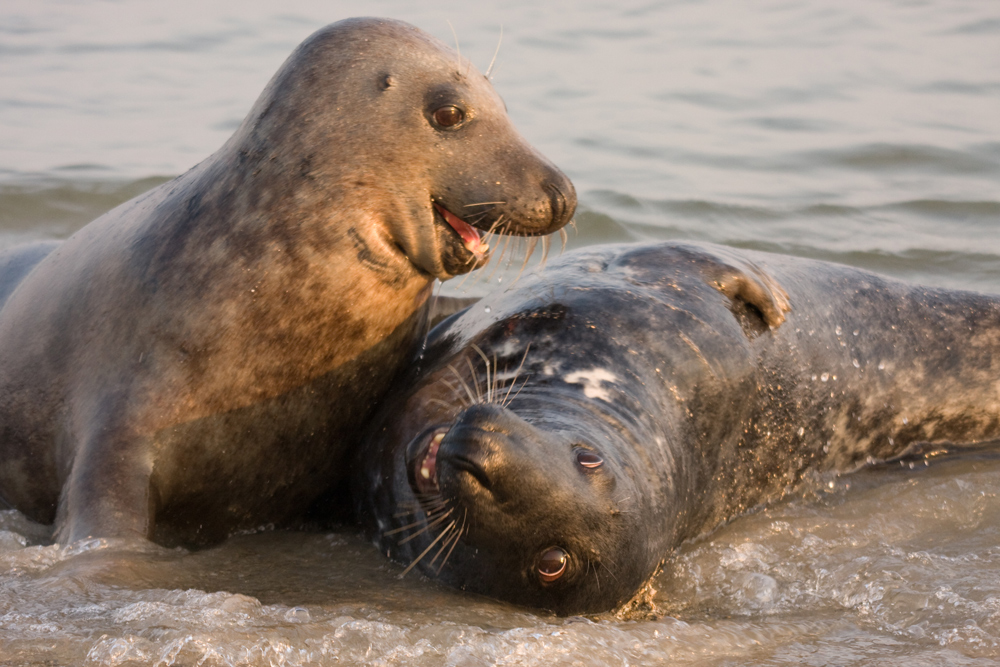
[433,105,465,128]
[576,450,604,469]
[538,547,568,584]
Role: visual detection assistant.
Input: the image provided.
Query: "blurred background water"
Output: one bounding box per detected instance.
[1,0,998,665]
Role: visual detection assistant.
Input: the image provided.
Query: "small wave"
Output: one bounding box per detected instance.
[940,17,1000,35]
[793,143,1000,174]
[0,172,171,241]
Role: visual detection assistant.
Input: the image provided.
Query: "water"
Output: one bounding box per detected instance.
[1,0,998,664]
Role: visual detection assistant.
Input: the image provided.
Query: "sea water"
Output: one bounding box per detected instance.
[1,1,999,664]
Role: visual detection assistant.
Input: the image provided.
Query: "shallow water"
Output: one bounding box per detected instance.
[1,0,999,664]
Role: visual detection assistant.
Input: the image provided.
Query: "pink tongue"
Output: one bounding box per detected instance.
[433,203,489,258]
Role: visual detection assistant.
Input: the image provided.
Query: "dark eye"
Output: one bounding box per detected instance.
[538,547,568,584]
[576,450,604,469]
[433,105,464,128]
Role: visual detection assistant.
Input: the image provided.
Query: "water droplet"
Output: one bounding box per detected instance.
[484,306,491,313]
[797,427,805,436]
[852,359,860,368]
[835,326,842,335]
[853,329,859,336]
[878,361,885,370]
[811,374,817,381]
[820,373,830,382]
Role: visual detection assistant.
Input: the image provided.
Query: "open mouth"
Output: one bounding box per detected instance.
[407,426,450,496]
[433,202,489,259]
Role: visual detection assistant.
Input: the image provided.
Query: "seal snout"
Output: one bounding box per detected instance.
[431,404,563,507]
[544,179,576,231]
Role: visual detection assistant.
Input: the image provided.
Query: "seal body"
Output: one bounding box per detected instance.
[355,241,1000,615]
[0,18,575,547]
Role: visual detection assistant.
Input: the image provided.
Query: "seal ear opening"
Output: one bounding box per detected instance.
[711,264,790,335]
[695,251,790,333]
[727,295,770,339]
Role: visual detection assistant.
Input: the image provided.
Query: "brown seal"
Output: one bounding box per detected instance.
[0,17,575,547]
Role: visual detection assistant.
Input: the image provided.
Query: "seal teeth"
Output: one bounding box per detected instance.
[419,431,446,487]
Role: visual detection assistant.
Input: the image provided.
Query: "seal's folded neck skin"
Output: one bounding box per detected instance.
[0,17,575,549]
[355,241,1000,615]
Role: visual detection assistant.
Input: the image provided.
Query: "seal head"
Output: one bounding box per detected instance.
[233,17,576,281]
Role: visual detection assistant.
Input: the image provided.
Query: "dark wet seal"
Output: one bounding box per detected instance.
[355,240,1000,615]
[0,17,574,549]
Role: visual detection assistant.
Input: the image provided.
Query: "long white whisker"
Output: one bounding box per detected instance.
[435,511,467,574]
[503,344,531,407]
[471,345,492,404]
[485,25,503,79]
[446,20,461,71]
[429,523,459,568]
[447,364,478,405]
[399,508,454,545]
[464,356,484,403]
[400,519,456,577]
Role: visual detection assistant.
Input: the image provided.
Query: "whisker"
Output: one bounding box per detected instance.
[429,397,466,413]
[412,497,450,513]
[491,353,500,403]
[485,25,503,79]
[463,201,506,207]
[428,522,458,568]
[399,508,454,545]
[597,556,621,584]
[505,376,531,407]
[421,500,451,516]
[464,356,484,404]
[446,20,461,71]
[447,364,478,406]
[435,510,468,574]
[400,519,456,577]
[385,517,431,536]
[518,237,539,278]
[470,345,493,404]
[502,344,531,407]
[487,214,506,235]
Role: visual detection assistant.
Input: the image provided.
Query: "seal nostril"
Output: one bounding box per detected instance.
[538,547,568,584]
[543,182,574,229]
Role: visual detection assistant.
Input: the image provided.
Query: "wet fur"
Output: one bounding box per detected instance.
[0,18,574,547]
[355,241,1000,614]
